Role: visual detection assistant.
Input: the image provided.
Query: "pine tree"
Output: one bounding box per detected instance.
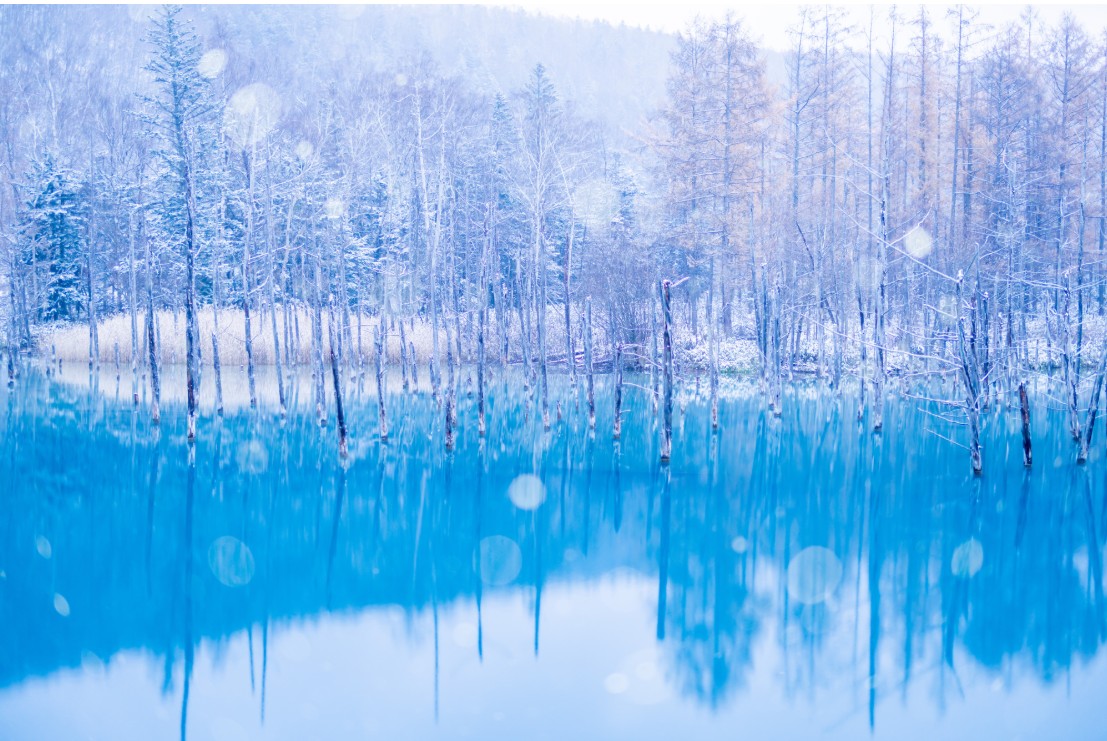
[20,154,86,323]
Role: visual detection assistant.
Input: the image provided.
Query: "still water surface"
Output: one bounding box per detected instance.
[1,369,1104,739]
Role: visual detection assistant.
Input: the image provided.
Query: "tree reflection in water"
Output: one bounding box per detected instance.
[1,370,1104,737]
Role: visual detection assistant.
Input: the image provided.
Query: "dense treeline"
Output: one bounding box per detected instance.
[4,5,1107,470]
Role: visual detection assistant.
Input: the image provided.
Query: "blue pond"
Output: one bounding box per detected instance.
[1,368,1105,739]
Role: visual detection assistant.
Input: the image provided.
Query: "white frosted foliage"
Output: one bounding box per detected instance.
[224,83,281,149]
[295,140,314,161]
[324,197,345,221]
[197,49,227,79]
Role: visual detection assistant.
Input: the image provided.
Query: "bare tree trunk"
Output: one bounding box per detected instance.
[537,236,550,430]
[267,254,286,418]
[709,275,719,430]
[242,151,258,410]
[183,178,199,440]
[86,208,100,373]
[1080,341,1107,463]
[444,323,456,451]
[144,217,160,426]
[330,313,348,459]
[1019,382,1033,467]
[613,341,623,440]
[128,211,140,405]
[312,258,327,426]
[399,315,410,392]
[956,277,983,475]
[282,262,292,369]
[1062,286,1082,441]
[772,277,783,416]
[375,323,388,441]
[211,199,224,417]
[477,234,489,437]
[445,384,455,451]
[498,281,509,368]
[651,299,660,412]
[5,332,14,388]
[446,319,454,391]
[515,269,531,389]
[564,220,576,388]
[478,306,487,436]
[7,236,21,386]
[584,296,595,429]
[660,280,674,463]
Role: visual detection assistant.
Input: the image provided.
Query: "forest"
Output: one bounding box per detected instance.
[3,4,1107,473]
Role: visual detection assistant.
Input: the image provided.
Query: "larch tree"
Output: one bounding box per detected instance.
[144,4,215,440]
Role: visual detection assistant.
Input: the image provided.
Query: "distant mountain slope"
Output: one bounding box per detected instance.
[194,4,676,135]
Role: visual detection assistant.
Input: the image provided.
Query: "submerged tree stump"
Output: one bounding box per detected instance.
[1019,383,1033,467]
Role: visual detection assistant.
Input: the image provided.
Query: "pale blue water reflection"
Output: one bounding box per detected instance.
[1,369,1104,739]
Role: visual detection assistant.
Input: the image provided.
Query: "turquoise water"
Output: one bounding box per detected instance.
[1,368,1105,739]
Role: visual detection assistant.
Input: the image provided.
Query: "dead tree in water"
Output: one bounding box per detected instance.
[211,328,223,417]
[956,274,984,475]
[499,282,510,368]
[128,210,140,405]
[241,151,259,410]
[209,196,228,415]
[399,318,410,392]
[1019,383,1033,467]
[1079,342,1107,463]
[311,260,327,426]
[771,278,783,417]
[446,324,458,442]
[477,262,488,438]
[709,304,719,430]
[444,326,456,451]
[210,204,225,417]
[650,302,660,412]
[1061,287,1082,441]
[183,197,198,440]
[660,280,674,463]
[584,296,595,429]
[872,15,895,434]
[5,339,14,388]
[330,322,348,459]
[144,219,161,426]
[613,342,624,439]
[375,324,388,441]
[265,226,286,419]
[86,189,100,374]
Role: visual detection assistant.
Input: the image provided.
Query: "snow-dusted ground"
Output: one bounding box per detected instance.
[33,302,1107,384]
